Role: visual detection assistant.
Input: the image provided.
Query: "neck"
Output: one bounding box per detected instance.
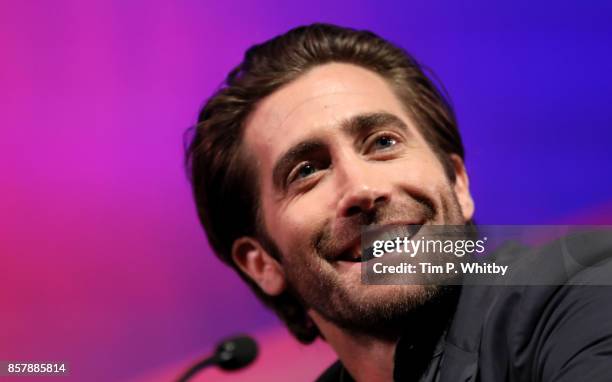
[310,286,461,382]
[311,311,397,382]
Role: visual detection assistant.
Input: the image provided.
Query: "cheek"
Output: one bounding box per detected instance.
[264,197,325,256]
[389,152,456,217]
[393,154,448,190]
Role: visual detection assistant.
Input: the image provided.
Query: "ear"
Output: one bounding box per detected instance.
[450,154,475,222]
[231,237,286,296]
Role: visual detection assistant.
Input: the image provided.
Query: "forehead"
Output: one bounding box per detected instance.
[242,63,416,176]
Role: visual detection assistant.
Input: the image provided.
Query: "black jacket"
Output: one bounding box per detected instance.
[317,230,612,381]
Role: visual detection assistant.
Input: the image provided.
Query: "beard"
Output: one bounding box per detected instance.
[260,184,468,339]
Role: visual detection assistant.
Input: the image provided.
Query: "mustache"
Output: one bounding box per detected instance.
[313,198,436,260]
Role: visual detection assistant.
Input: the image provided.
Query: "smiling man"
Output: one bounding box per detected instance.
[185,24,612,381]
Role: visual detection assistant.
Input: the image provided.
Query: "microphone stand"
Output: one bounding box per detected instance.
[176,354,219,382]
[175,335,258,382]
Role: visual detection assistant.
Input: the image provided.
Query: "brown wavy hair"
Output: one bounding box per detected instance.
[184,23,465,344]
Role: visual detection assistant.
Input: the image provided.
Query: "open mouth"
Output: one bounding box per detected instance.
[336,247,368,263]
[335,223,424,265]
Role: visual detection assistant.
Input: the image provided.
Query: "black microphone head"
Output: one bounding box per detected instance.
[215,335,258,371]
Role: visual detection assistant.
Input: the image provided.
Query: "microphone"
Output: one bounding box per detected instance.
[176,335,258,382]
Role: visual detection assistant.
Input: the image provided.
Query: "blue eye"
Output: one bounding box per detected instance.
[374,135,396,149]
[296,163,317,179]
[287,160,327,187]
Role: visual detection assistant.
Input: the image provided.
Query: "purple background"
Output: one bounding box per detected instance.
[1,1,611,380]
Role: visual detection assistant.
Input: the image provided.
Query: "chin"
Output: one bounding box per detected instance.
[345,281,434,308]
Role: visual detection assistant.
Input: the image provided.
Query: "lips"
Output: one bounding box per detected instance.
[331,221,425,265]
[336,244,364,263]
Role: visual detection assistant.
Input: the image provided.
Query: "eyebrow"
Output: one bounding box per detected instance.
[340,111,409,137]
[271,111,411,190]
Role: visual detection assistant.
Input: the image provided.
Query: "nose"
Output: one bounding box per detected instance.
[335,157,391,219]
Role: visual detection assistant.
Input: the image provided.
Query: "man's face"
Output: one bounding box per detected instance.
[240,63,474,333]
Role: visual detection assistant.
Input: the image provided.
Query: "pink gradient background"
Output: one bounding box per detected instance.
[1,1,611,381]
